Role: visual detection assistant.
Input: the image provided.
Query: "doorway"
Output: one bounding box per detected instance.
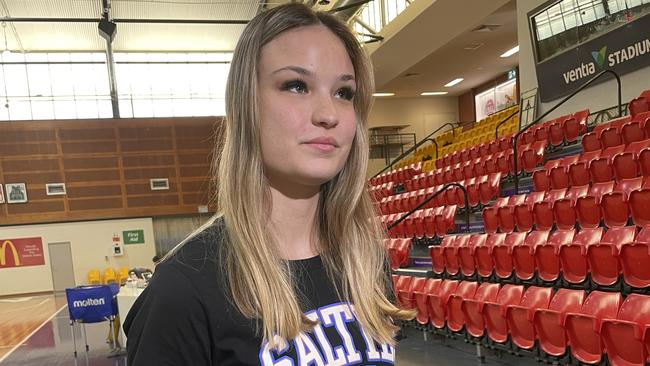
[48,242,76,292]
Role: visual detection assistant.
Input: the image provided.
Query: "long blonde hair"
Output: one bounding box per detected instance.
[215,3,413,345]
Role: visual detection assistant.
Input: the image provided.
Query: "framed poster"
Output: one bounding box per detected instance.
[5,183,28,204]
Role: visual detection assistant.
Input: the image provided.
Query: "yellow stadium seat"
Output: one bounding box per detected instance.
[87,269,101,285]
[117,267,129,285]
[103,267,117,284]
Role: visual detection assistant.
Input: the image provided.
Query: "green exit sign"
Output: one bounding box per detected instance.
[123,230,145,244]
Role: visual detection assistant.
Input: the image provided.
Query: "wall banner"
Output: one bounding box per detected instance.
[536,13,650,102]
[0,237,45,268]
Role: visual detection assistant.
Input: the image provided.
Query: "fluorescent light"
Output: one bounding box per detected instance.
[500,45,519,58]
[444,78,464,87]
[420,91,448,96]
[373,92,395,97]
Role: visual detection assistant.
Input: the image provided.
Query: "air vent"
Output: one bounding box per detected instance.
[464,43,484,50]
[472,24,501,33]
[403,72,421,77]
[150,178,170,191]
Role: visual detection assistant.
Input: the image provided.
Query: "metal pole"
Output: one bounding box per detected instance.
[105,40,120,118]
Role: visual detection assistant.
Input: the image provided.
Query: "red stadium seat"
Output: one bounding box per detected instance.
[620,225,650,289]
[493,232,526,280]
[427,280,459,329]
[621,121,646,145]
[513,230,549,282]
[506,286,553,350]
[533,188,567,231]
[559,228,603,286]
[534,159,563,191]
[466,176,483,208]
[514,191,546,232]
[601,294,650,366]
[601,177,643,228]
[429,235,455,275]
[587,226,636,287]
[629,96,650,117]
[548,157,575,190]
[582,132,601,152]
[484,153,499,175]
[520,140,547,173]
[443,234,470,277]
[569,150,601,186]
[462,282,500,338]
[496,150,514,176]
[394,275,413,307]
[553,185,588,230]
[641,146,650,178]
[413,278,442,325]
[478,172,502,205]
[386,238,412,269]
[424,207,443,238]
[548,117,565,147]
[613,139,650,180]
[533,289,585,357]
[497,194,526,233]
[447,281,479,332]
[397,276,426,310]
[575,182,615,228]
[590,145,625,183]
[458,234,485,278]
[629,188,650,228]
[435,205,458,236]
[475,233,506,279]
[600,127,623,149]
[535,229,575,283]
[482,197,509,234]
[483,285,525,344]
[565,291,623,365]
[565,109,589,142]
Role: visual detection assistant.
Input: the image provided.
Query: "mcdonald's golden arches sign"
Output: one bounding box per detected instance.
[0,237,45,268]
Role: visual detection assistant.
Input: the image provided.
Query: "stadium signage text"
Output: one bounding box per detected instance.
[537,14,650,102]
[0,237,45,269]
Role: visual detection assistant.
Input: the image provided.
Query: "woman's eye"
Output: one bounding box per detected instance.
[281,80,308,94]
[336,87,356,101]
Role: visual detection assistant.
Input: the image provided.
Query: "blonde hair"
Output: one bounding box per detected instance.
[214,3,414,345]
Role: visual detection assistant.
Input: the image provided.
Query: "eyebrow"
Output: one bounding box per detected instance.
[272,65,355,82]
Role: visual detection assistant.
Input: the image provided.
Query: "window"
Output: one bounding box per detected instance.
[352,0,413,43]
[530,0,650,63]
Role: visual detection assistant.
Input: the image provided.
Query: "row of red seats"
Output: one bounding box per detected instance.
[584,113,650,152]
[370,162,422,187]
[435,134,513,169]
[519,109,589,147]
[532,139,650,191]
[394,275,650,366]
[380,205,458,239]
[484,177,650,233]
[428,226,650,289]
[380,172,501,214]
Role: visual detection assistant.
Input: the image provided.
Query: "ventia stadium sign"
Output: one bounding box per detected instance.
[536,13,650,102]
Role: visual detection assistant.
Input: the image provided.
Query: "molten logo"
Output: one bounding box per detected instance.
[0,240,21,266]
[72,297,106,308]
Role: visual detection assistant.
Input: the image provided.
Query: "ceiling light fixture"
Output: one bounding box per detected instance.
[444,78,464,87]
[420,91,448,96]
[500,45,519,58]
[373,92,395,97]
[2,22,10,57]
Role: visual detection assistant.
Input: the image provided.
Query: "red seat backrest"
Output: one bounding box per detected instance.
[579,290,622,320]
[600,226,636,245]
[548,289,585,313]
[573,227,604,246]
[616,294,650,325]
[525,230,550,247]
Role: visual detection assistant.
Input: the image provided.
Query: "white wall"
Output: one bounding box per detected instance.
[0,218,155,296]
[367,96,458,177]
[517,0,650,119]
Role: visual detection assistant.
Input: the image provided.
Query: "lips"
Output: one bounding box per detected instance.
[304,136,339,147]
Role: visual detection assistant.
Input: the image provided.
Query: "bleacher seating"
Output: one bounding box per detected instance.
[377,89,650,366]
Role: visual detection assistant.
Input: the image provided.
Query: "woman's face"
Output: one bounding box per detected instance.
[257,25,357,191]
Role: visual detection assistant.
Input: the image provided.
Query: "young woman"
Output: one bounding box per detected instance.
[123,4,413,365]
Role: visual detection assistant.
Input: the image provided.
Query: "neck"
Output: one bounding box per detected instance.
[267,178,321,260]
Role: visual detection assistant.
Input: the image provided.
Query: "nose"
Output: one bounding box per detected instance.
[311,94,339,129]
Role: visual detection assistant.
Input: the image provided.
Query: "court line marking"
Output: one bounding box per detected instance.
[0,303,67,364]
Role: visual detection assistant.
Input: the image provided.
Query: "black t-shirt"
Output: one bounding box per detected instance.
[123,222,397,365]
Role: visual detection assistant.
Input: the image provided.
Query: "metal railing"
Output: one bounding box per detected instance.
[386,183,470,234]
[512,69,623,194]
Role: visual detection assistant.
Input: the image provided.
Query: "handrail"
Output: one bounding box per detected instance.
[512,69,622,194]
[371,122,461,179]
[386,183,470,234]
[494,109,520,139]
